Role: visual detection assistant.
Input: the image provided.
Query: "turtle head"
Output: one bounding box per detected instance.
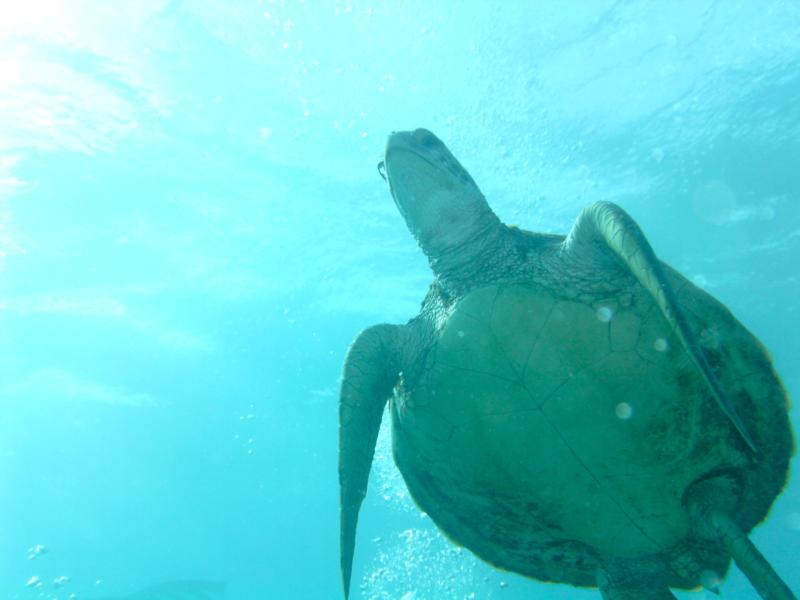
[382,129,501,265]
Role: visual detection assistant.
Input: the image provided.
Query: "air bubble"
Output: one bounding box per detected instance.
[615,402,633,420]
[457,330,465,338]
[26,576,42,588]
[27,544,47,560]
[652,147,665,163]
[653,338,670,352]
[596,306,613,323]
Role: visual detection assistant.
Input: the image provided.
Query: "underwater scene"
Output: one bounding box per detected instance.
[1,1,798,599]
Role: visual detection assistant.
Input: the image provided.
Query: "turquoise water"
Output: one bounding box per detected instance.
[1,1,798,598]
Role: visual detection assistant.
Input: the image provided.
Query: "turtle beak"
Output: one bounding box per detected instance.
[377,160,387,182]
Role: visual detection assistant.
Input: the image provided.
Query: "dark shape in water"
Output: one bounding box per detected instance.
[95,580,225,599]
[339,129,796,599]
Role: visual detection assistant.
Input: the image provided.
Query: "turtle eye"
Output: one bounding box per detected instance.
[377,160,387,182]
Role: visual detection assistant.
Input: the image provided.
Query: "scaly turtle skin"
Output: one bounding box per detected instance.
[339,129,795,600]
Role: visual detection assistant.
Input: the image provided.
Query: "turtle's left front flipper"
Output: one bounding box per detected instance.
[562,201,756,453]
[339,324,402,599]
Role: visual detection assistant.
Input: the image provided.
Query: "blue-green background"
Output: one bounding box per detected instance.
[1,1,798,598]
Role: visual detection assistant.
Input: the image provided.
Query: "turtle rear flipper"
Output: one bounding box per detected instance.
[597,565,678,600]
[710,512,797,600]
[562,201,756,453]
[339,324,402,599]
[688,475,797,600]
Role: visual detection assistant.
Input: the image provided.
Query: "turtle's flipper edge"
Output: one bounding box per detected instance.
[339,324,402,599]
[563,201,757,453]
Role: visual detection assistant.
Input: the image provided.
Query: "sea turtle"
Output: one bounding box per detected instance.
[339,128,795,599]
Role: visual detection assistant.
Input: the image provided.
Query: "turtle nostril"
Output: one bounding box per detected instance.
[414,129,439,149]
[420,134,438,149]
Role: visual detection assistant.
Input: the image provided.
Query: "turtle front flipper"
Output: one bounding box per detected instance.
[339,324,403,599]
[562,201,756,453]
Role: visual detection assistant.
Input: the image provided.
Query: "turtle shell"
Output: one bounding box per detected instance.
[391,279,791,588]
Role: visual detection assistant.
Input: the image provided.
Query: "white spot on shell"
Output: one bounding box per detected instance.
[596,306,613,323]
[615,402,633,420]
[654,338,670,352]
[700,327,722,350]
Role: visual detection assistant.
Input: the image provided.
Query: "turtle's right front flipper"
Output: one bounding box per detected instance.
[339,324,402,599]
[562,201,757,453]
